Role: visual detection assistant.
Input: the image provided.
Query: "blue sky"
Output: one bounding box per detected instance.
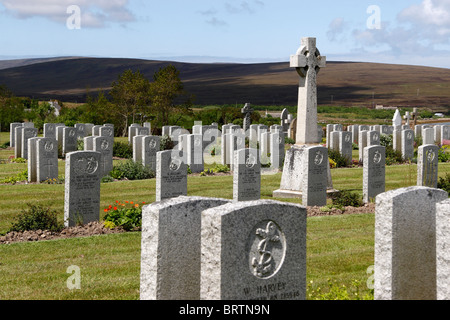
[0,0,450,68]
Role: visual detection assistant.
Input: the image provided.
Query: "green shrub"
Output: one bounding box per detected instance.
[11,157,26,163]
[110,160,155,180]
[0,142,9,149]
[285,137,295,145]
[103,201,142,231]
[331,190,363,207]
[113,141,133,159]
[438,147,450,163]
[0,169,28,184]
[380,134,403,165]
[8,204,64,233]
[328,149,350,168]
[437,173,450,195]
[160,135,174,151]
[212,163,230,173]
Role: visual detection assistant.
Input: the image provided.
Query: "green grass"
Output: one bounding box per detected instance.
[0,213,375,300]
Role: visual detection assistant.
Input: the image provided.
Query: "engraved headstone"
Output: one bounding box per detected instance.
[62,127,78,156]
[233,148,260,202]
[36,138,59,182]
[44,123,56,139]
[363,145,386,203]
[367,130,380,147]
[200,200,307,300]
[302,146,328,206]
[64,151,102,227]
[186,134,204,173]
[93,136,114,177]
[142,136,160,172]
[417,145,439,188]
[339,131,353,165]
[401,129,415,161]
[74,123,86,139]
[156,150,187,202]
[99,126,114,138]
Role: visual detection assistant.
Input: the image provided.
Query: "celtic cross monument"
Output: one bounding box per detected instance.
[273,37,335,204]
[290,37,326,145]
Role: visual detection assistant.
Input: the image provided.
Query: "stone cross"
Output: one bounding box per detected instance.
[241,103,254,132]
[290,37,326,145]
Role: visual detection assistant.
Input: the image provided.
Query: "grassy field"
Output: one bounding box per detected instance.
[0,131,449,300]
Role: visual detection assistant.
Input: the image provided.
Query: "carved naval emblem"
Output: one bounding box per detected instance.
[100,139,109,151]
[249,220,286,279]
[314,151,324,166]
[245,153,257,168]
[169,158,181,171]
[373,150,382,164]
[149,139,157,149]
[427,149,436,162]
[44,141,54,152]
[74,156,99,175]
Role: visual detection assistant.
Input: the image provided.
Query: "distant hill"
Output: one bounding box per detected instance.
[0,57,449,108]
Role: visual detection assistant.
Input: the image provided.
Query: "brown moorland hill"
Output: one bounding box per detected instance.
[0,57,448,108]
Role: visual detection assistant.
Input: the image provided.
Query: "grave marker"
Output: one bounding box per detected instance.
[417,145,439,188]
[200,200,307,300]
[156,150,187,202]
[233,148,261,202]
[64,151,102,227]
[363,145,385,203]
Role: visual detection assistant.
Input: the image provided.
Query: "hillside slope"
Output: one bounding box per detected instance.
[0,57,448,107]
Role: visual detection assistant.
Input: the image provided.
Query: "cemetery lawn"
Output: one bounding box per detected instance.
[0,161,449,300]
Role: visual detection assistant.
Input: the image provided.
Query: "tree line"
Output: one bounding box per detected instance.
[0,65,194,136]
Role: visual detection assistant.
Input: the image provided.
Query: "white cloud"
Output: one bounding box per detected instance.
[327,18,348,42]
[398,0,450,44]
[344,0,450,64]
[225,0,264,14]
[0,0,135,28]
